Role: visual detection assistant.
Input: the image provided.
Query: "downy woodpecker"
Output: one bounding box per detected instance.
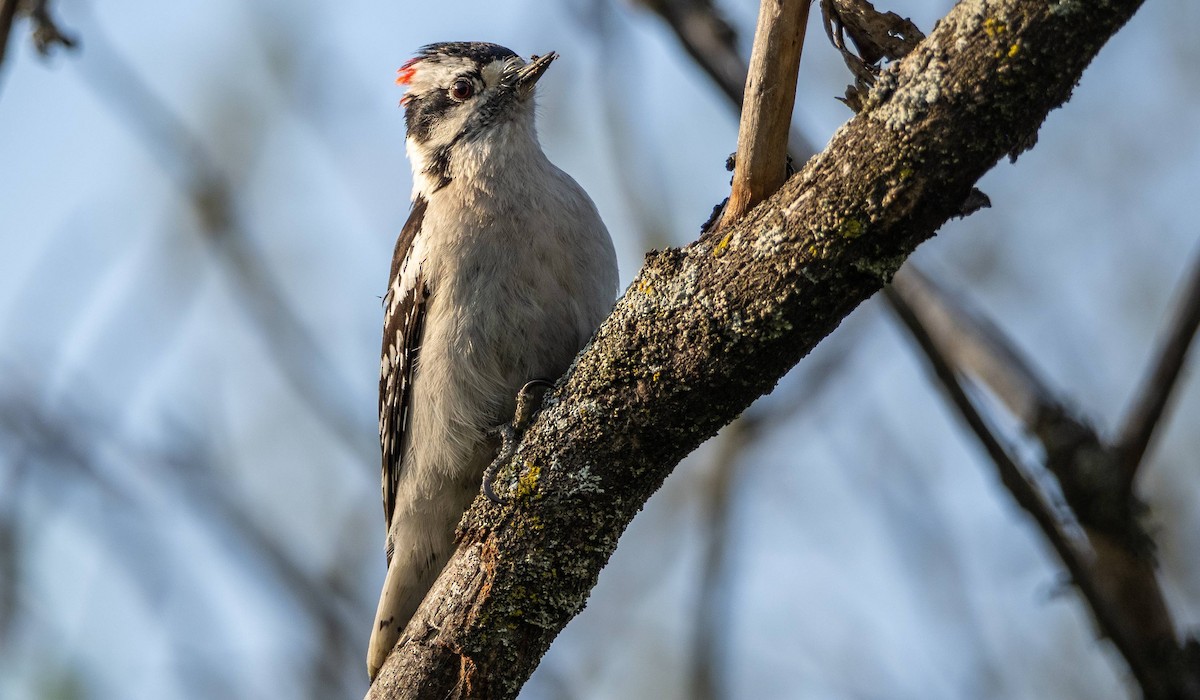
[368,42,618,679]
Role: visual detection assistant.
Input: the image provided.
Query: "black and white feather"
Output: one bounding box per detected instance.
[378,194,428,562]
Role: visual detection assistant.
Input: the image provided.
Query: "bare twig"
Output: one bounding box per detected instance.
[883,285,1170,695]
[1114,245,1200,487]
[635,0,746,108]
[883,288,1082,574]
[0,1,18,77]
[28,0,75,55]
[719,0,811,228]
[889,266,1065,431]
[887,269,1198,699]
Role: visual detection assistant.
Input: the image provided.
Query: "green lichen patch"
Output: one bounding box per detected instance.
[837,218,866,239]
[712,230,735,257]
[516,463,542,501]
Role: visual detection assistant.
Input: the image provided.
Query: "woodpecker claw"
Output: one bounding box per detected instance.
[482,422,515,504]
[482,379,554,504]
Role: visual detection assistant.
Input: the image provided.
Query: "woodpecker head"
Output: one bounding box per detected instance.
[397,42,556,191]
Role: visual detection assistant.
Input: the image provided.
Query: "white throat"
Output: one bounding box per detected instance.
[406,111,544,200]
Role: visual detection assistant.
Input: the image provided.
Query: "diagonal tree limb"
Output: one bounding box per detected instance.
[887,266,1195,698]
[888,260,1065,430]
[883,285,1170,697]
[887,266,1134,542]
[1114,245,1200,488]
[366,1,1153,697]
[634,0,746,108]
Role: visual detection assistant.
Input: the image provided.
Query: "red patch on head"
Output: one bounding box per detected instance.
[396,58,420,86]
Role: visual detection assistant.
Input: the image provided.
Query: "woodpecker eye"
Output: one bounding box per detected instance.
[449,79,474,101]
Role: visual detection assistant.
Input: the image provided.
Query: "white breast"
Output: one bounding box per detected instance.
[399,116,617,496]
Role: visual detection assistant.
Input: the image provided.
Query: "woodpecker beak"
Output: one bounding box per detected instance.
[511,51,557,98]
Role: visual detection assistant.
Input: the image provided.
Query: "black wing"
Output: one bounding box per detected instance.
[380,195,430,564]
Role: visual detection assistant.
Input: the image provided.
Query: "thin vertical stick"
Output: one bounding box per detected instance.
[719,0,811,229]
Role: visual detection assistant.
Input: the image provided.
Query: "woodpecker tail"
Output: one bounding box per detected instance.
[366,514,453,680]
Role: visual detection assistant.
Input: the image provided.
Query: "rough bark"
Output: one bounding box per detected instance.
[366,0,1148,697]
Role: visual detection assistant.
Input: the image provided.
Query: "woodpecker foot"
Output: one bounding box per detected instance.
[482,379,554,504]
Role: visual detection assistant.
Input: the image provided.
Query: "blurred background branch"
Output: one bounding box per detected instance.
[1114,245,1200,488]
[70,8,373,461]
[0,377,368,698]
[887,256,1200,699]
[0,0,75,94]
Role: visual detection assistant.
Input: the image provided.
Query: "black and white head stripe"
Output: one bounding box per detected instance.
[399,44,527,128]
[413,42,518,65]
[398,42,542,190]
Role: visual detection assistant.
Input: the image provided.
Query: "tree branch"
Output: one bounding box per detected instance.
[881,284,1119,612]
[889,266,1070,434]
[0,1,18,79]
[888,264,1198,698]
[633,0,745,108]
[884,284,1172,697]
[1114,245,1200,487]
[367,0,1150,696]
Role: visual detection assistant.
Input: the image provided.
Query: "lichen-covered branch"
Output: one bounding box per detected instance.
[366,0,1148,697]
